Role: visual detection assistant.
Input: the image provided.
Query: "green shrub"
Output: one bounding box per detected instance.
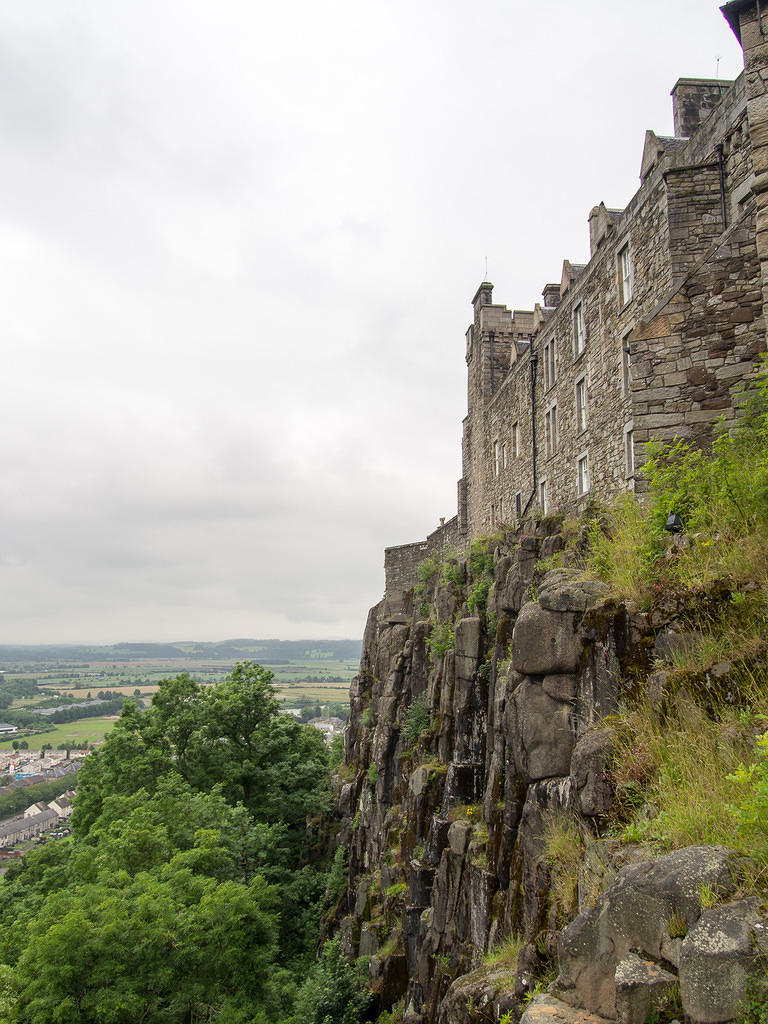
[469,537,495,580]
[441,560,464,587]
[384,881,407,898]
[291,936,372,1024]
[416,555,441,586]
[467,578,491,614]
[367,763,379,785]
[403,695,430,743]
[362,708,372,729]
[425,622,455,666]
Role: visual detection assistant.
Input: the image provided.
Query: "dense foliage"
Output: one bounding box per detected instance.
[0,662,341,1023]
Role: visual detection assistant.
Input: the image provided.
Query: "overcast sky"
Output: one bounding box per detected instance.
[0,1,745,645]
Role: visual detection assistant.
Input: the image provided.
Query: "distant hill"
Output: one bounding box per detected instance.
[0,638,362,665]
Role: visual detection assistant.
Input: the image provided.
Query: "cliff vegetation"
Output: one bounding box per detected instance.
[324,362,768,1024]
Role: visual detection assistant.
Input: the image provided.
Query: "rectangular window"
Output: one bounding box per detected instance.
[618,244,633,306]
[494,440,501,477]
[543,340,556,389]
[622,339,632,397]
[577,453,590,496]
[511,422,519,459]
[625,427,635,476]
[515,491,522,520]
[575,376,587,433]
[502,441,508,470]
[573,302,585,357]
[545,403,558,458]
[539,478,547,515]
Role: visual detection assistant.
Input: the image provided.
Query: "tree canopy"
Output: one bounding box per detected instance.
[0,662,338,1024]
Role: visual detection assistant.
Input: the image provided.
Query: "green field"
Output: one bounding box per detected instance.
[16,657,355,704]
[0,653,356,744]
[0,716,118,750]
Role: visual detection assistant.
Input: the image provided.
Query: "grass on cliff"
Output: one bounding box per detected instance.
[609,677,768,868]
[586,360,768,878]
[587,358,768,637]
[587,359,768,681]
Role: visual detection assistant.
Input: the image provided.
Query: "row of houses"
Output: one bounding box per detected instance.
[0,792,74,850]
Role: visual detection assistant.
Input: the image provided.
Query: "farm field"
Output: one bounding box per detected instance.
[0,715,119,750]
[1,650,358,728]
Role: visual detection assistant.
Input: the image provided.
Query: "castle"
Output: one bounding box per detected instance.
[384,0,768,605]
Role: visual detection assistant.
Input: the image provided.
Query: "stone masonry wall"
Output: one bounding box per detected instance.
[454,60,765,545]
[384,10,767,604]
[384,516,461,601]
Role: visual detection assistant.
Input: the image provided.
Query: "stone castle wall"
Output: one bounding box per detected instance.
[384,516,461,600]
[383,4,768,601]
[459,69,763,540]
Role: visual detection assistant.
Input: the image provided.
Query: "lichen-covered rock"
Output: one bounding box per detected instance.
[436,964,517,1024]
[570,727,616,817]
[499,539,538,614]
[454,617,482,679]
[556,845,741,1018]
[448,819,473,856]
[679,898,765,1023]
[614,952,677,1024]
[519,992,613,1023]
[511,679,575,781]
[512,602,582,675]
[542,672,578,701]
[360,920,387,957]
[538,571,610,613]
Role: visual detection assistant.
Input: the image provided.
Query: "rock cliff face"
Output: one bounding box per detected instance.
[333,521,767,1024]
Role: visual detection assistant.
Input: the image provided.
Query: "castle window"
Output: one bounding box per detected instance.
[515,491,522,519]
[511,422,519,458]
[622,336,632,397]
[577,452,590,496]
[575,376,587,433]
[625,426,635,477]
[502,441,508,470]
[545,403,558,458]
[573,302,585,357]
[543,339,556,389]
[618,244,633,306]
[494,440,501,476]
[539,478,547,514]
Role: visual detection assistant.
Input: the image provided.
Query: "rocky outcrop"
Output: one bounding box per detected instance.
[334,524,766,1024]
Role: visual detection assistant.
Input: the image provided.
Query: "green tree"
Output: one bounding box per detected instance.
[291,937,372,1024]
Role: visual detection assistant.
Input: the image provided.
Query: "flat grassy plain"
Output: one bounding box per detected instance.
[0,716,119,750]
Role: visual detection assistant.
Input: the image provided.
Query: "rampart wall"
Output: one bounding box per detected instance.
[383,516,460,602]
